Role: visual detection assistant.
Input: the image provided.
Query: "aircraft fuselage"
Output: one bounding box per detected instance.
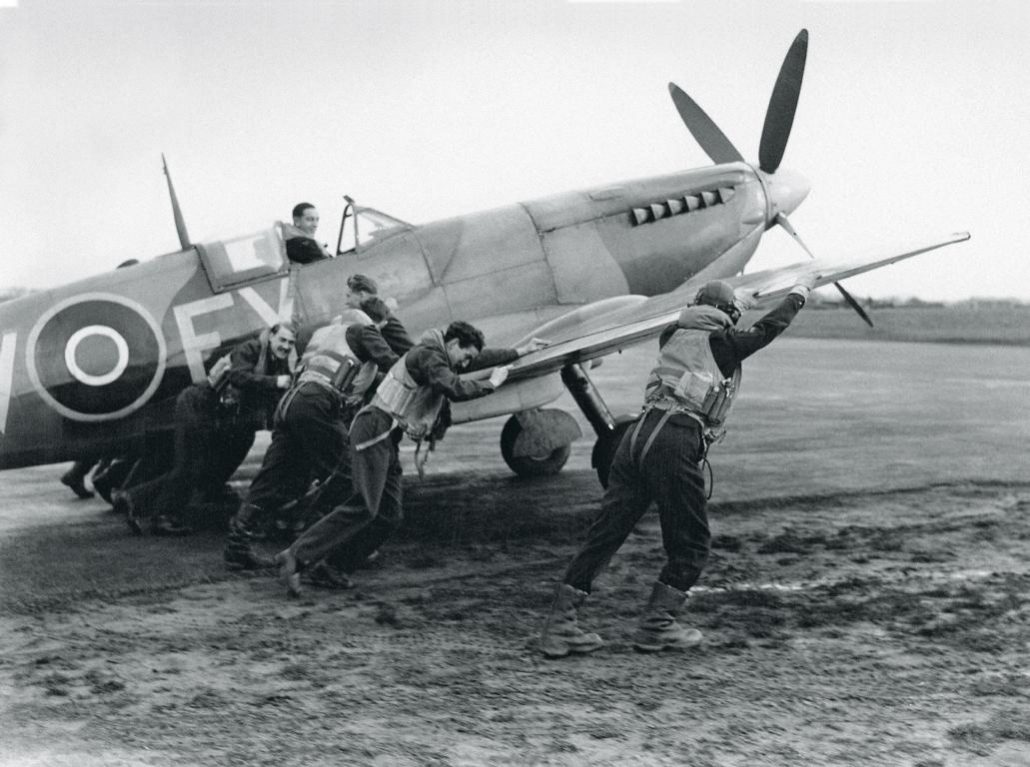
[0,161,774,470]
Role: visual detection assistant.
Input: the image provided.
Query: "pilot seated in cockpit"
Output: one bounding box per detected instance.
[283,201,333,264]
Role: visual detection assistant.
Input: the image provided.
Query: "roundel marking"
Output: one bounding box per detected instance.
[26,293,168,422]
[65,325,130,386]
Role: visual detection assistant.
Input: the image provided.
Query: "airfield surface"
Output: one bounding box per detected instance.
[2,338,1029,766]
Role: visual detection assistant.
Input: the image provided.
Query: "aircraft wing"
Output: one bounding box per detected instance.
[501,231,970,382]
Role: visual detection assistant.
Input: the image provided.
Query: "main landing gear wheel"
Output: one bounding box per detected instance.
[500,410,575,478]
[591,415,639,489]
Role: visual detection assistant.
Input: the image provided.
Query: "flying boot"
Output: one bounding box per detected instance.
[112,490,145,536]
[91,470,115,505]
[92,458,133,506]
[274,547,303,598]
[304,561,353,590]
[632,581,703,653]
[223,503,275,570]
[538,583,604,658]
[60,462,95,499]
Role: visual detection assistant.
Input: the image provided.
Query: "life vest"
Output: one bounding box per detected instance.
[296,323,375,397]
[371,328,447,440]
[643,305,741,429]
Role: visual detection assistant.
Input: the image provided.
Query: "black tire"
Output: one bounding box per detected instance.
[591,415,639,489]
[500,414,572,478]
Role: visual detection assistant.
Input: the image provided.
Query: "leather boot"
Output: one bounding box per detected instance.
[61,462,95,499]
[632,581,702,653]
[274,548,303,598]
[304,561,353,590]
[113,490,144,536]
[224,505,275,570]
[91,471,114,505]
[538,583,604,658]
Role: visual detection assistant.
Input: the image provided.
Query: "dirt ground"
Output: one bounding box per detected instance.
[2,340,1029,766]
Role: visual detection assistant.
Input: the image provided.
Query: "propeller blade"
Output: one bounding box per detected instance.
[774,212,813,258]
[774,213,874,327]
[668,82,744,165]
[833,282,875,328]
[759,29,808,174]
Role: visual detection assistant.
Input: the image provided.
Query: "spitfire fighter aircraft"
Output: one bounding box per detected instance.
[0,30,967,488]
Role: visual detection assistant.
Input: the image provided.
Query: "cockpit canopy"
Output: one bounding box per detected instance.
[197,223,286,292]
[194,202,412,293]
[336,203,410,255]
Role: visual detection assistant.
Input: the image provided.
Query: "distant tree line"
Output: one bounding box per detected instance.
[808,291,1026,309]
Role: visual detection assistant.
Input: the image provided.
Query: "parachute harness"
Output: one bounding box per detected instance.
[700,427,725,501]
[631,406,724,500]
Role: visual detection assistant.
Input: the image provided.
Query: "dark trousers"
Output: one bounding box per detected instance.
[563,409,710,594]
[127,387,254,521]
[290,406,403,569]
[243,383,349,518]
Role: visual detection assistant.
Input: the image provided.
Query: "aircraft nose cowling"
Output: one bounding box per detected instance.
[764,167,810,221]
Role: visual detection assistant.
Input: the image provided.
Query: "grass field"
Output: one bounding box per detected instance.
[780,304,1030,345]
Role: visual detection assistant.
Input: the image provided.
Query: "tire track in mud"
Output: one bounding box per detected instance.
[3,481,1029,766]
[8,479,1028,657]
[3,477,1027,613]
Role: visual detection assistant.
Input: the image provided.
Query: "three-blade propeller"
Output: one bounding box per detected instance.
[669,29,873,326]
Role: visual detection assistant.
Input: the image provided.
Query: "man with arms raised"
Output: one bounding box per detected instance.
[537,277,816,657]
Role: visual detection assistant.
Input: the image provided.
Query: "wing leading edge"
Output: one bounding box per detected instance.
[503,231,970,382]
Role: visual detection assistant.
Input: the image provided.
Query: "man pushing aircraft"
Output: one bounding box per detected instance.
[274,322,548,596]
[537,276,816,657]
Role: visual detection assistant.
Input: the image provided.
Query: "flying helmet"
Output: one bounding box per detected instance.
[692,280,742,323]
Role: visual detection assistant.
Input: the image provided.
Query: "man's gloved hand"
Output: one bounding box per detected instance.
[732,289,756,313]
[488,365,511,388]
[515,337,550,357]
[789,273,819,301]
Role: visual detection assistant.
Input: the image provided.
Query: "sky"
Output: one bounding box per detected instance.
[1,0,1027,301]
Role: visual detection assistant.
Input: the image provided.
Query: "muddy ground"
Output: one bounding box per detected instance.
[2,339,1029,766]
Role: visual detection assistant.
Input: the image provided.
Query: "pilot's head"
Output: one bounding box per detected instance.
[443,320,485,369]
[268,321,298,360]
[292,202,320,237]
[692,280,741,324]
[344,273,379,309]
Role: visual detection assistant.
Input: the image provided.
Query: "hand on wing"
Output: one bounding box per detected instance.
[732,289,756,312]
[489,365,511,388]
[515,337,550,356]
[789,273,819,300]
